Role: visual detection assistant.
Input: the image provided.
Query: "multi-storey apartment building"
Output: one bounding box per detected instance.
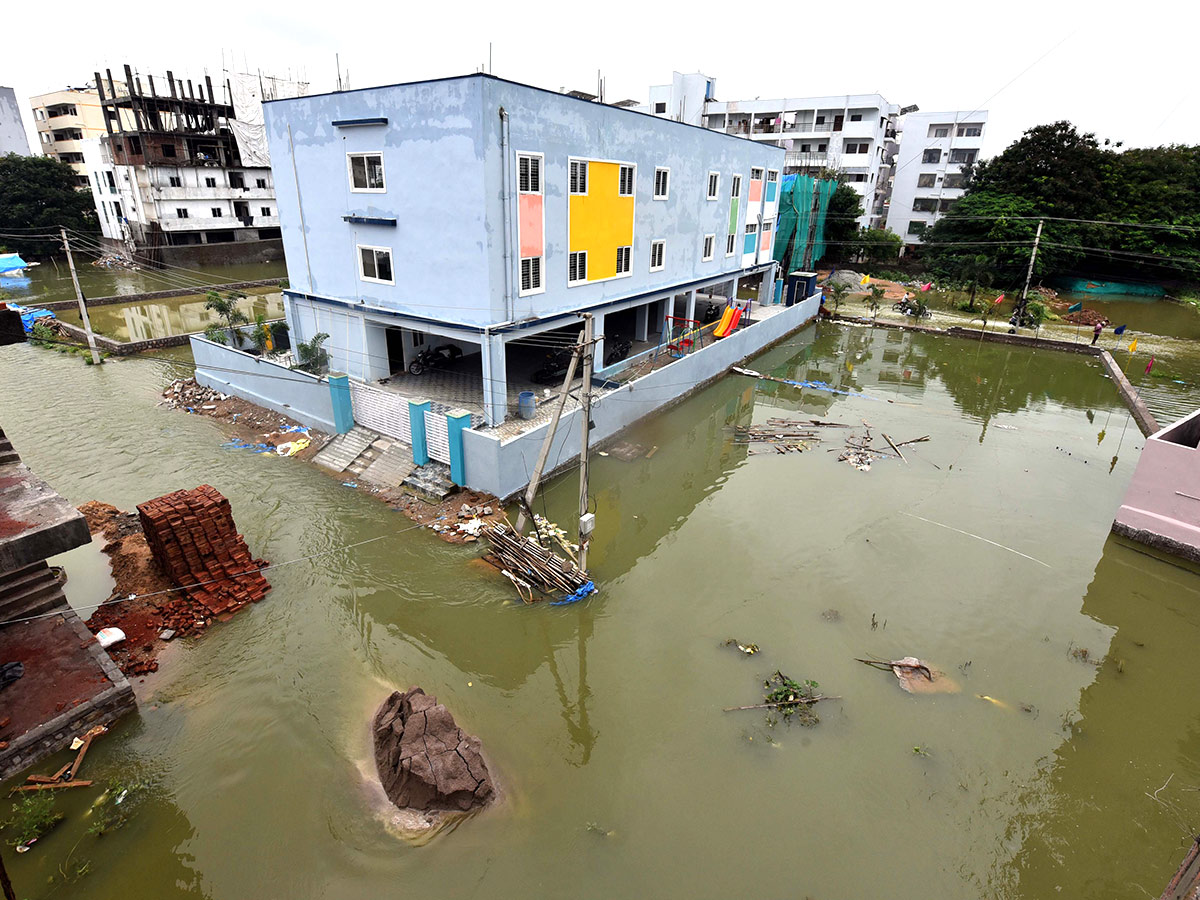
[29,87,110,186]
[886,111,988,245]
[263,74,784,426]
[88,64,303,263]
[0,87,31,156]
[638,74,898,230]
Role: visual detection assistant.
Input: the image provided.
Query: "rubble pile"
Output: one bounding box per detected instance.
[162,379,228,411]
[1062,309,1110,327]
[373,688,495,814]
[137,486,270,616]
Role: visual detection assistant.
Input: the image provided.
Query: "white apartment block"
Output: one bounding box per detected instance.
[886,111,988,244]
[638,75,898,230]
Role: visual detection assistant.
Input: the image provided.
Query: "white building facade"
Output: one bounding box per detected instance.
[637,75,898,230]
[886,110,988,244]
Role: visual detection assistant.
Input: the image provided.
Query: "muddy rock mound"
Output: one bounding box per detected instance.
[373,688,494,813]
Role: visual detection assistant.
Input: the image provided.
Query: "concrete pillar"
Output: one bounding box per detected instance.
[762,265,777,309]
[408,398,431,465]
[327,373,353,435]
[685,289,697,323]
[446,409,472,486]
[660,297,671,336]
[480,333,508,426]
[634,303,649,342]
[593,310,605,372]
[730,276,740,303]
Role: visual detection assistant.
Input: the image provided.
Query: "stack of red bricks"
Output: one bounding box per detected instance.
[137,485,270,616]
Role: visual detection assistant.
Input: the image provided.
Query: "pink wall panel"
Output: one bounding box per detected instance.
[760,232,771,251]
[519,193,543,257]
[749,179,763,203]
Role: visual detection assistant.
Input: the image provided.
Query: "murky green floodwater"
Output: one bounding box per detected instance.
[2,321,1200,899]
[0,258,285,306]
[55,292,286,342]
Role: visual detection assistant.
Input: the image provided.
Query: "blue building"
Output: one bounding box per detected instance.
[263,74,784,426]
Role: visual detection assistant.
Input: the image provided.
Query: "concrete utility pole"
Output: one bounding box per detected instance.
[577,313,595,573]
[1019,218,1044,315]
[0,845,16,900]
[61,228,102,365]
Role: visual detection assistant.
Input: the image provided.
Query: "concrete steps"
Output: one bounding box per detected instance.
[0,562,68,624]
[402,461,459,503]
[361,441,417,488]
[313,426,379,473]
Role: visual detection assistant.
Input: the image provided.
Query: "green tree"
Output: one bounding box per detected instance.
[293,332,330,375]
[826,282,850,315]
[0,154,97,257]
[952,253,995,310]
[867,285,885,324]
[851,228,903,264]
[204,291,249,345]
[824,183,864,258]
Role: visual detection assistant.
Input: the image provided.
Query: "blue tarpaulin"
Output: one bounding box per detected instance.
[12,305,56,333]
[0,253,28,275]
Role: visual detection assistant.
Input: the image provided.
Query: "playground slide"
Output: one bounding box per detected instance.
[714,305,742,338]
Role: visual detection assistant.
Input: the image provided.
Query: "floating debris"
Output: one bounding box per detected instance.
[821,608,842,622]
[724,670,836,726]
[856,656,960,694]
[722,638,760,655]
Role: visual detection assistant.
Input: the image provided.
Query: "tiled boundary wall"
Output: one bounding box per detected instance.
[462,290,822,499]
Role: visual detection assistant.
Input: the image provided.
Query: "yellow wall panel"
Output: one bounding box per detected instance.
[569,160,635,281]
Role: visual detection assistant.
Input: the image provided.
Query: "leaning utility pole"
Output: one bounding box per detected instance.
[61,228,102,365]
[1018,218,1044,316]
[576,314,596,572]
[0,845,16,900]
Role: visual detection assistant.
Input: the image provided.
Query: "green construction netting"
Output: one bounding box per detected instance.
[773,175,838,272]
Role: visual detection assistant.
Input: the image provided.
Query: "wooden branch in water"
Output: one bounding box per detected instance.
[894,435,931,447]
[723,695,839,712]
[854,658,933,681]
[881,432,907,464]
[9,781,92,793]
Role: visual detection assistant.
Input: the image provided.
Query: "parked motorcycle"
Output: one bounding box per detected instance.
[603,336,633,368]
[531,346,574,385]
[407,343,462,376]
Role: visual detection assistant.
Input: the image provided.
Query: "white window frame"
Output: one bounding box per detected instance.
[750,167,764,182]
[520,255,544,295]
[347,151,386,193]
[616,245,632,276]
[618,164,635,197]
[649,240,665,272]
[358,244,395,285]
[707,171,720,201]
[766,169,779,185]
[653,167,670,200]
[568,250,588,286]
[725,233,736,257]
[518,152,543,194]
[569,159,589,195]
[731,174,742,199]
[702,234,715,262]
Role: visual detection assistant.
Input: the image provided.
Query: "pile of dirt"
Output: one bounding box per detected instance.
[381,489,506,545]
[161,378,326,461]
[1062,309,1110,327]
[373,688,495,815]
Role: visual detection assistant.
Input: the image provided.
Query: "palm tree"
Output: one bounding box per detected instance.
[827,282,850,315]
[867,286,885,325]
[204,291,249,346]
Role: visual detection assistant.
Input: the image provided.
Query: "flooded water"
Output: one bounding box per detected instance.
[55,292,286,342]
[2,321,1200,899]
[0,258,284,306]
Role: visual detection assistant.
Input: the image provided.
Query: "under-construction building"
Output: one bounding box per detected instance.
[90,63,305,264]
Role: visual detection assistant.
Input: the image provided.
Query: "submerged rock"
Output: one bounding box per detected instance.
[372,688,495,814]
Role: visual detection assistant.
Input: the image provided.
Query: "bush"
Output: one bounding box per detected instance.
[5,792,63,847]
[204,323,228,345]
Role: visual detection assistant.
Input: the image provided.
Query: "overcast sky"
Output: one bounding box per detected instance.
[4,0,1193,158]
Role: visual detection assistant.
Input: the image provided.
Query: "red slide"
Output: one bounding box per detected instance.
[715,305,743,338]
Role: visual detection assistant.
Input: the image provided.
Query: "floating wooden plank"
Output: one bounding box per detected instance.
[10,780,93,793]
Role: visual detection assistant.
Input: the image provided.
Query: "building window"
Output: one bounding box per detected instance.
[707,171,720,200]
[746,223,758,236]
[907,221,927,235]
[939,198,956,212]
[520,256,543,293]
[105,171,116,191]
[922,149,942,164]
[519,154,543,193]
[943,173,966,189]
[649,240,665,272]
[928,125,950,138]
[912,198,938,212]
[261,206,272,216]
[766,169,778,184]
[213,208,226,217]
[653,167,669,199]
[800,143,810,153]
[569,159,588,194]
[347,152,385,192]
[358,245,394,284]
[731,174,742,198]
[168,175,181,187]
[850,113,862,122]
[949,149,978,165]
[849,173,867,182]
[205,176,217,187]
[750,167,763,181]
[725,233,736,256]
[917,173,937,188]
[256,177,267,189]
[702,234,715,261]
[815,115,825,125]
[161,143,176,157]
[176,208,189,218]
[654,102,666,114]
[957,124,983,137]
[618,164,634,196]
[568,250,587,284]
[817,143,827,152]
[616,245,632,274]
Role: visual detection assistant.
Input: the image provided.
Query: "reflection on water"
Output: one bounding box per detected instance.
[57,293,285,341]
[0,321,1198,899]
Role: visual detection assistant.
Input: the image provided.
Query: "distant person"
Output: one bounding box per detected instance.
[1091,321,1103,345]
